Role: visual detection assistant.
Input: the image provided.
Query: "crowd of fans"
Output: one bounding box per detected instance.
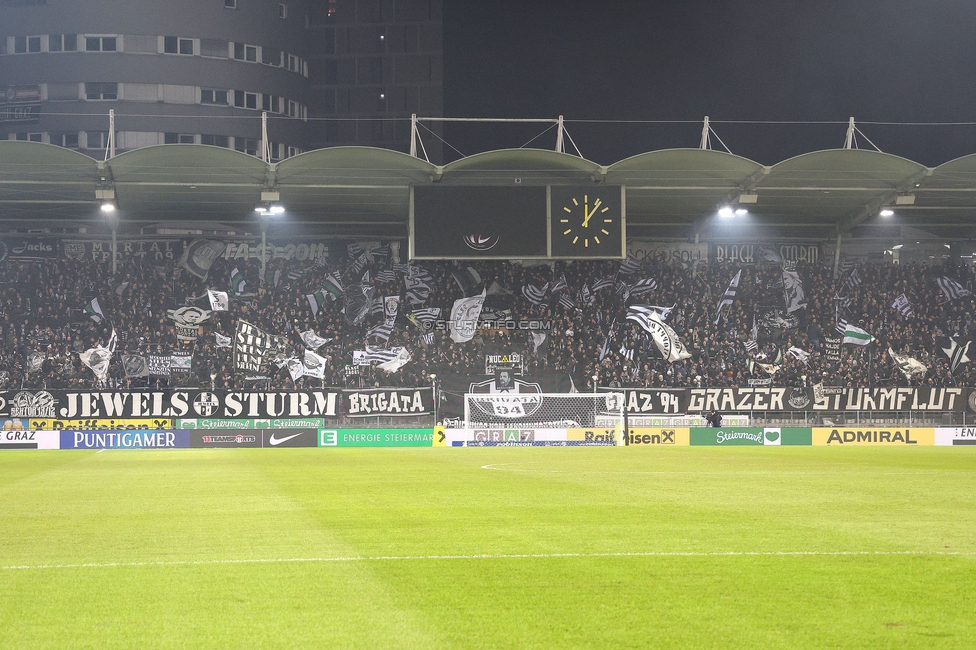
[3,241,976,392]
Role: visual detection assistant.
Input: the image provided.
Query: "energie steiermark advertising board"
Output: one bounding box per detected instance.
[318,428,433,447]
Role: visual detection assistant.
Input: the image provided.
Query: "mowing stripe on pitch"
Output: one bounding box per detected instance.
[3,549,974,571]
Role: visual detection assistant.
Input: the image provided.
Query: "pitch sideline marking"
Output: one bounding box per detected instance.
[3,549,974,571]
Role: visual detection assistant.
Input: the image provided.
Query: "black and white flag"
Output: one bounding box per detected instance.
[888,348,928,380]
[550,274,568,294]
[450,289,486,343]
[591,277,615,292]
[300,330,332,350]
[618,254,640,275]
[743,339,758,353]
[522,283,549,305]
[782,268,806,313]
[208,289,229,312]
[892,293,913,318]
[941,336,972,373]
[714,269,742,325]
[233,320,288,375]
[844,268,862,291]
[178,240,225,280]
[451,266,482,296]
[558,293,576,310]
[377,270,397,283]
[626,278,657,298]
[619,345,635,362]
[627,307,692,362]
[410,307,441,324]
[367,244,391,261]
[405,275,431,305]
[80,329,117,381]
[215,332,232,348]
[122,354,149,378]
[937,276,971,302]
[367,320,395,342]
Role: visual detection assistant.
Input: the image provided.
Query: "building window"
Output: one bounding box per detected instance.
[233,42,258,62]
[224,0,237,8]
[201,89,229,105]
[52,132,79,149]
[234,90,258,109]
[287,145,300,158]
[287,100,299,117]
[201,134,229,148]
[85,36,117,52]
[85,82,118,100]
[87,132,111,149]
[235,138,258,156]
[278,3,288,18]
[164,37,194,55]
[27,36,41,52]
[12,36,40,53]
[27,132,43,142]
[164,133,195,144]
[48,34,77,52]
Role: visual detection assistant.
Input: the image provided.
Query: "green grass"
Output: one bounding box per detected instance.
[1,447,974,649]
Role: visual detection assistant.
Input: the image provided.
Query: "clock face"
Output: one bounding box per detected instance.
[549,186,624,258]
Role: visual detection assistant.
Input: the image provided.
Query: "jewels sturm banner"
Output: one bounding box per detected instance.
[0,390,339,420]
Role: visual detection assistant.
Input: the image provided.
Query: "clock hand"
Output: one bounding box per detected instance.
[582,199,601,228]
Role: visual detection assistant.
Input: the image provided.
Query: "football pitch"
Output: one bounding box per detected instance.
[1,448,974,649]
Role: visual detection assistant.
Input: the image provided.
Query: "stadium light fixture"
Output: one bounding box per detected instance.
[892,244,903,249]
[100,202,116,213]
[734,208,748,216]
[718,206,734,218]
[879,209,894,217]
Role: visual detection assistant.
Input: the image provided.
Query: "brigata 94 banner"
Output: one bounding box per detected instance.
[607,387,972,413]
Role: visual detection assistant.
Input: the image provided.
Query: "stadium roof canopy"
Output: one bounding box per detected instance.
[1,140,976,242]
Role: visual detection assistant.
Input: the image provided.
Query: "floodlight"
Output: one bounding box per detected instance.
[718,207,734,218]
[100,202,116,213]
[880,209,894,217]
[734,208,748,216]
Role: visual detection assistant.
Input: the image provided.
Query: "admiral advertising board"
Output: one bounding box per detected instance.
[317,428,433,447]
[0,430,59,450]
[811,428,934,446]
[60,430,191,449]
[0,390,339,420]
[935,427,976,446]
[690,427,812,446]
[613,388,968,414]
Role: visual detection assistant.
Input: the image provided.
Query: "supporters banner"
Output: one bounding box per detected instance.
[233,320,287,375]
[609,387,969,413]
[0,237,59,261]
[711,242,821,264]
[220,239,336,262]
[627,242,707,265]
[62,238,182,263]
[0,389,339,419]
[438,371,574,422]
[342,388,434,417]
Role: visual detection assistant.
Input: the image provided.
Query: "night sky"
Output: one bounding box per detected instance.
[443,0,976,166]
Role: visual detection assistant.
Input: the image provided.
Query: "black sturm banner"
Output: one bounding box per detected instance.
[0,389,339,420]
[342,388,434,417]
[610,387,971,413]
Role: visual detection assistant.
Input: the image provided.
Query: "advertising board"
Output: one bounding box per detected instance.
[690,427,811,446]
[190,430,261,448]
[29,418,173,431]
[0,430,59,450]
[935,427,976,446]
[811,428,934,446]
[176,418,326,430]
[60,430,190,449]
[317,428,433,447]
[623,428,691,446]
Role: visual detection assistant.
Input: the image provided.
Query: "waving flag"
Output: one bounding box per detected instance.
[714,269,742,324]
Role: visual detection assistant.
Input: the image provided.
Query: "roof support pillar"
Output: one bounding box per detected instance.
[844,117,855,149]
[833,233,842,278]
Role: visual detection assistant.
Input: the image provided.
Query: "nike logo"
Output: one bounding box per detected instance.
[269,432,303,446]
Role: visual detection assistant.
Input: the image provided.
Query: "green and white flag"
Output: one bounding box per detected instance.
[842,324,875,346]
[323,272,343,299]
[306,290,329,316]
[229,268,251,298]
[84,297,105,323]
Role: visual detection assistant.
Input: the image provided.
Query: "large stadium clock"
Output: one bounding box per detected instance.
[549,185,625,259]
